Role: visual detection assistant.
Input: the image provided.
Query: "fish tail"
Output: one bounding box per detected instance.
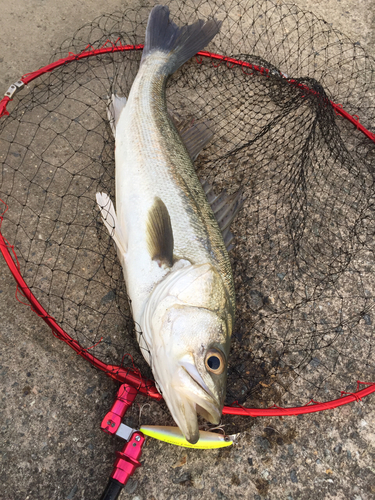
[141,5,222,74]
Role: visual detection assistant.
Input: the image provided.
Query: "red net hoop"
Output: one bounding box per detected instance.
[1,0,375,428]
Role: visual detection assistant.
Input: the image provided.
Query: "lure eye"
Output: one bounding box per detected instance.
[205,349,225,375]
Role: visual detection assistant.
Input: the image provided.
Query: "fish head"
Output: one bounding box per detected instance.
[152,304,231,444]
[144,263,233,444]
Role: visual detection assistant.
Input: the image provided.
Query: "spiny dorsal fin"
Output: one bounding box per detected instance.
[169,110,214,161]
[147,197,174,267]
[201,180,244,252]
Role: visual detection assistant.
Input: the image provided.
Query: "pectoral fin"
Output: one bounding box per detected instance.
[147,197,174,267]
[107,94,128,137]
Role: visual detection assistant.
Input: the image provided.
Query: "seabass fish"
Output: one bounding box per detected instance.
[96,5,242,444]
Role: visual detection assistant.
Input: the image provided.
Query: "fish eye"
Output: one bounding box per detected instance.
[205,349,225,375]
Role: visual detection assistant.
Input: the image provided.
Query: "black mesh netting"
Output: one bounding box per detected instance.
[1,0,375,433]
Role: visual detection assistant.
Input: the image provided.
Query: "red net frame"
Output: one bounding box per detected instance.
[1,41,375,417]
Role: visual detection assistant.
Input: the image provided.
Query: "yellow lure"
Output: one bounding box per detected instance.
[139,425,235,449]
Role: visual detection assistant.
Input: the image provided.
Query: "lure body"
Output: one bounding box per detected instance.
[140,425,235,449]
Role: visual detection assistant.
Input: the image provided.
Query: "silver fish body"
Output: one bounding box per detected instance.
[116,53,234,321]
[97,5,235,443]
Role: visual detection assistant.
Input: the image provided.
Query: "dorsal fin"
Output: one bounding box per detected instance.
[169,110,214,161]
[201,180,244,252]
[146,197,174,267]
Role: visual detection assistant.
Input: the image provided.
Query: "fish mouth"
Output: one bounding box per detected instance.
[167,358,222,444]
[180,363,217,403]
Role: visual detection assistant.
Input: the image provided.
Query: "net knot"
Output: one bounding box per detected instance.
[357,381,375,389]
[340,390,363,402]
[269,403,284,410]
[230,400,246,409]
[81,44,95,54]
[306,399,321,406]
[100,39,116,51]
[241,62,253,76]
[51,328,64,341]
[334,103,344,115]
[121,353,143,390]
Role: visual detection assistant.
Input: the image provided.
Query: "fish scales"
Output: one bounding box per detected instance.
[116,55,234,316]
[97,5,236,444]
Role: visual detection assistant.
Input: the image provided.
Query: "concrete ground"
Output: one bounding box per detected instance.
[1,1,375,499]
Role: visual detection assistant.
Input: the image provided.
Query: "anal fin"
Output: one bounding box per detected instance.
[96,192,127,263]
[201,180,244,252]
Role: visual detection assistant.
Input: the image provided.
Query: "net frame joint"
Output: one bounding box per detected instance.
[4,80,24,99]
[100,383,138,435]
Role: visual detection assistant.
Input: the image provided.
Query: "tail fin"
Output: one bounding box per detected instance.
[141,5,221,74]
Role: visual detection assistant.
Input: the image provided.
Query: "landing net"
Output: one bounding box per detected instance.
[1,0,375,433]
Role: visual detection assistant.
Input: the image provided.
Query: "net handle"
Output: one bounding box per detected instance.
[1,44,375,416]
[99,478,123,500]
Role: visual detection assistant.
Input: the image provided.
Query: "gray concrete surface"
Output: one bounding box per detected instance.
[1,1,375,499]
